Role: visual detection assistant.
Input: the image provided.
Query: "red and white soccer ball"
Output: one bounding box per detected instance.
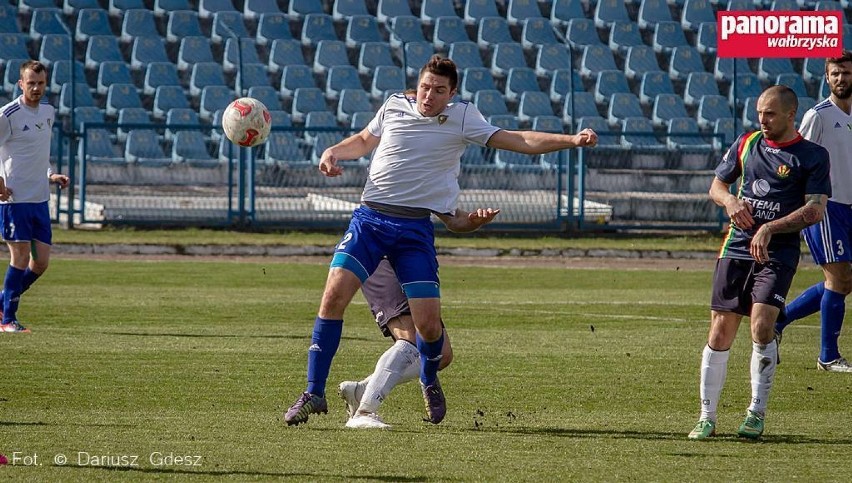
[222,97,272,147]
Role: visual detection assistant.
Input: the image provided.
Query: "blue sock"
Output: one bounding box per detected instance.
[21,268,40,294]
[3,265,25,323]
[776,282,825,333]
[305,317,343,398]
[819,289,846,363]
[417,332,444,386]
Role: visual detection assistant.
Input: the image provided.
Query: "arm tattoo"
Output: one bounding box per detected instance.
[764,194,824,234]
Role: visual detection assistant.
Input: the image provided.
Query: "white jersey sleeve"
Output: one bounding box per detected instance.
[461,103,500,147]
[799,108,821,145]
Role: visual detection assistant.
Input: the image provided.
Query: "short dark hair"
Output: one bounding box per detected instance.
[762,84,798,114]
[419,55,458,90]
[20,60,47,78]
[826,50,852,71]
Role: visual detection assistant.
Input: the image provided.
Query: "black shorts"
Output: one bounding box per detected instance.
[710,258,796,316]
[360,258,410,338]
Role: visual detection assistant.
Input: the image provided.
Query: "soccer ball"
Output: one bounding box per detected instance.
[221,97,272,147]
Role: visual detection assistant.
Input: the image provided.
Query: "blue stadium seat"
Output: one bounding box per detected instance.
[421,0,459,26]
[550,0,584,29]
[333,0,368,21]
[713,117,736,151]
[448,42,485,70]
[473,89,509,117]
[771,0,800,10]
[639,71,675,106]
[81,128,124,165]
[651,93,689,127]
[235,64,271,93]
[566,18,603,49]
[85,36,124,70]
[288,0,323,22]
[695,22,717,56]
[535,44,572,78]
[607,93,644,127]
[652,21,687,54]
[462,144,489,166]
[404,42,435,78]
[729,73,762,109]
[130,37,170,71]
[280,64,316,101]
[490,42,526,78]
[667,117,711,151]
[172,130,214,166]
[517,91,554,124]
[121,9,159,42]
[153,0,189,17]
[533,115,563,133]
[75,8,112,43]
[371,65,406,100]
[312,130,348,166]
[29,8,70,42]
[621,117,665,150]
[269,109,293,128]
[358,42,396,76]
[609,21,643,56]
[223,38,263,73]
[337,88,372,124]
[247,85,282,112]
[153,85,190,119]
[106,84,142,118]
[696,94,732,130]
[256,12,291,46]
[506,0,544,27]
[268,39,307,74]
[198,0,237,21]
[211,11,249,45]
[684,72,720,107]
[350,110,373,130]
[725,0,752,9]
[681,0,715,31]
[178,36,214,72]
[776,73,809,98]
[388,15,426,48]
[3,59,26,95]
[594,70,631,106]
[0,5,19,34]
[376,0,413,24]
[74,106,105,131]
[48,60,86,95]
[563,92,604,128]
[165,107,199,141]
[819,80,830,100]
[19,0,56,15]
[301,13,337,48]
[714,57,753,83]
[199,85,233,122]
[580,44,618,80]
[594,0,630,29]
[434,16,470,50]
[637,0,672,30]
[313,40,350,75]
[668,45,705,82]
[465,0,499,26]
[495,148,540,170]
[577,116,620,148]
[166,10,203,43]
[797,96,817,124]
[326,65,362,100]
[97,61,132,96]
[742,97,759,131]
[243,0,280,21]
[0,34,28,64]
[758,58,795,82]
[549,68,584,103]
[624,45,663,81]
[263,131,307,165]
[505,67,540,103]
[346,15,383,48]
[521,17,559,51]
[802,57,825,84]
[304,110,337,143]
[815,1,848,24]
[59,82,96,115]
[460,67,496,101]
[190,63,227,98]
[126,129,171,165]
[477,16,513,49]
[291,87,327,123]
[38,34,71,68]
[116,107,151,142]
[144,62,181,96]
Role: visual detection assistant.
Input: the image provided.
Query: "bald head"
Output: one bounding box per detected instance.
[756,85,798,143]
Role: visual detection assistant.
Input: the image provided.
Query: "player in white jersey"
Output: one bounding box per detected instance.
[284,55,597,426]
[0,61,69,333]
[775,51,852,372]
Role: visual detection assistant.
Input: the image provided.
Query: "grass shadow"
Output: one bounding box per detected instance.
[60,464,430,480]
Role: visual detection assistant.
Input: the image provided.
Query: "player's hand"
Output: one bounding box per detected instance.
[467,208,501,227]
[319,150,343,177]
[726,197,754,229]
[50,174,69,189]
[575,128,598,148]
[0,185,10,201]
[750,225,772,264]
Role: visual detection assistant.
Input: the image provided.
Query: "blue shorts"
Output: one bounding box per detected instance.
[803,200,852,265]
[0,202,52,244]
[330,206,440,299]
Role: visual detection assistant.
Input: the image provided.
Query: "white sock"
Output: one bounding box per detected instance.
[699,345,730,422]
[748,340,777,416]
[357,339,420,414]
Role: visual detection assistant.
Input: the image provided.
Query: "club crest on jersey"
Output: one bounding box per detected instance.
[438,115,448,125]
[776,164,790,178]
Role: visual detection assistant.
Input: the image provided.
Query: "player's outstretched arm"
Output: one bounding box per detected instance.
[750,193,827,263]
[436,208,501,233]
[710,177,754,230]
[319,129,380,177]
[486,128,598,155]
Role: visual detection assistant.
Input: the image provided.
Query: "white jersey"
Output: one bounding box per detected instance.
[800,98,852,204]
[0,96,55,203]
[363,94,499,214]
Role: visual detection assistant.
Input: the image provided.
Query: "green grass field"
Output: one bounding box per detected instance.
[1,258,850,481]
